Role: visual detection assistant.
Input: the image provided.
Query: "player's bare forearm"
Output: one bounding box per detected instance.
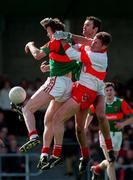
[115,117,133,130]
[29,46,40,58]
[72,34,92,45]
[25,42,46,60]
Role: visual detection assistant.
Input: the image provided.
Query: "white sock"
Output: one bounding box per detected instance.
[40,153,48,159]
[30,134,39,140]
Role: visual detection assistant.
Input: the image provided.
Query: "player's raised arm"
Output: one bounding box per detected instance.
[72,34,92,45]
[25,41,46,60]
[115,117,133,130]
[53,30,92,45]
[60,39,81,61]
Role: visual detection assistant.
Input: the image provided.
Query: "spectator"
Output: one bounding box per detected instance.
[0,80,11,110]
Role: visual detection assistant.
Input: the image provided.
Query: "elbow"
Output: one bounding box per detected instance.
[34,56,41,60]
[33,53,42,60]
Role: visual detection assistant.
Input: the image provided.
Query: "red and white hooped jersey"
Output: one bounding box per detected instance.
[65,44,108,92]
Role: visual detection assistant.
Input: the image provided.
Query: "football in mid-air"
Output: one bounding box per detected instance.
[9,86,26,104]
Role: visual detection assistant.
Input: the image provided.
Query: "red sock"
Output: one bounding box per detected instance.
[28,130,38,139]
[105,138,113,150]
[81,147,90,159]
[94,165,101,174]
[41,147,50,154]
[52,144,62,157]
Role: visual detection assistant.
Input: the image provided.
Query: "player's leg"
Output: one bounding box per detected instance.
[43,100,64,148]
[23,88,53,132]
[20,86,53,153]
[38,76,73,169]
[38,100,64,170]
[91,145,117,180]
[19,76,63,153]
[103,146,117,180]
[75,109,88,148]
[53,98,80,145]
[95,95,115,161]
[49,84,97,170]
[91,131,118,180]
[45,98,80,169]
[75,109,90,173]
[106,131,122,179]
[95,95,110,138]
[73,84,97,173]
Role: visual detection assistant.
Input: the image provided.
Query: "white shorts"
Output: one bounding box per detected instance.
[97,82,105,96]
[40,76,72,102]
[99,131,122,151]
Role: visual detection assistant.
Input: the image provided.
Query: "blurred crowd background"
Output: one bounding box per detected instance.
[0,74,133,180]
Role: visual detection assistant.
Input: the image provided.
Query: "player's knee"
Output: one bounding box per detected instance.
[44,120,51,128]
[52,115,61,130]
[52,113,59,124]
[22,104,35,114]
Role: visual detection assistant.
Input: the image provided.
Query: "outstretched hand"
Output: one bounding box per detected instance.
[115,122,124,130]
[25,41,34,53]
[53,31,71,40]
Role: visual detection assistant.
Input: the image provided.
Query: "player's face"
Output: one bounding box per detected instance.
[91,37,103,52]
[83,20,97,38]
[104,86,115,99]
[46,27,54,39]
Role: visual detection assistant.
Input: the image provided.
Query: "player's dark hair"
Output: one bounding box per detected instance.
[96,31,112,46]
[105,82,115,89]
[86,16,102,32]
[40,17,65,32]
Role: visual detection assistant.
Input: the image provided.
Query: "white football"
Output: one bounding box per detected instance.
[9,86,26,104]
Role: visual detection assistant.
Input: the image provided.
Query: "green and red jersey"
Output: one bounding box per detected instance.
[89,97,133,132]
[40,39,81,80]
